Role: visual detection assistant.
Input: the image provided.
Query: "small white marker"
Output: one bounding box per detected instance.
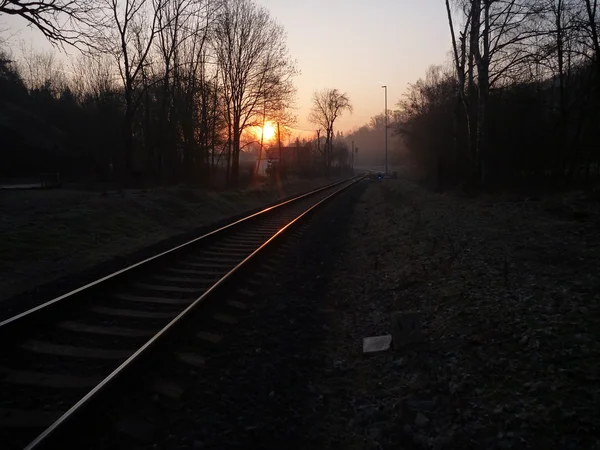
[362,335,392,354]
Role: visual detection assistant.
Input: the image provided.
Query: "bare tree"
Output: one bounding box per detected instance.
[537,0,572,175]
[173,1,222,183]
[445,0,471,179]
[308,88,352,168]
[100,0,165,176]
[17,44,67,92]
[582,0,599,72]
[444,0,544,185]
[214,0,297,186]
[2,0,306,187]
[0,0,99,48]
[151,0,194,181]
[69,53,114,101]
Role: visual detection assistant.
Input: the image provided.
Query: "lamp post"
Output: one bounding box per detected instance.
[382,85,388,174]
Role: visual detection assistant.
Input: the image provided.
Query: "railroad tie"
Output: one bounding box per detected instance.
[115,293,193,305]
[89,306,176,319]
[0,368,102,389]
[237,287,256,297]
[58,321,153,338]
[133,283,201,294]
[196,331,223,344]
[175,352,206,368]
[0,408,63,428]
[20,340,131,360]
[213,313,238,325]
[148,379,185,400]
[227,300,248,310]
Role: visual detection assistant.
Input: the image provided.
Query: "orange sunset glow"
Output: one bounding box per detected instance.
[250,121,277,143]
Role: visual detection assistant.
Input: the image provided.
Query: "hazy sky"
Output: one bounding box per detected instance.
[255,0,452,136]
[1,0,451,137]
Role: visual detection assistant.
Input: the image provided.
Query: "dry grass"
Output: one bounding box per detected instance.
[322,177,600,449]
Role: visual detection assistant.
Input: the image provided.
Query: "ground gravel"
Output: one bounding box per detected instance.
[81,176,600,449]
[76,179,367,450]
[143,181,370,450]
[318,176,600,449]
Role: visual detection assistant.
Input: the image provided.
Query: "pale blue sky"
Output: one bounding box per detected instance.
[1,0,451,136]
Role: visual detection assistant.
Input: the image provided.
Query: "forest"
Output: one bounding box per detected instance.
[0,0,306,188]
[2,0,599,191]
[394,0,600,191]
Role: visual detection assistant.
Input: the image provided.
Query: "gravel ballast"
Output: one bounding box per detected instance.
[150,181,370,449]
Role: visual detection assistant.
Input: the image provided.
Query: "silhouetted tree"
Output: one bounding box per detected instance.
[214,0,297,186]
[393,0,599,190]
[0,0,99,48]
[308,88,352,169]
[100,0,165,179]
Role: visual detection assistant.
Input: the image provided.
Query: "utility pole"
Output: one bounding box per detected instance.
[277,122,282,177]
[255,101,267,175]
[316,129,321,167]
[382,85,388,175]
[351,140,354,172]
[257,99,266,175]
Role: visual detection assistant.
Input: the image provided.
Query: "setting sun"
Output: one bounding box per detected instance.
[262,121,276,142]
[249,121,277,143]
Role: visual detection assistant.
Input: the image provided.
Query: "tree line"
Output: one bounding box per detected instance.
[0,0,298,187]
[395,0,600,190]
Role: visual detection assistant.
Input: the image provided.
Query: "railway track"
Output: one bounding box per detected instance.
[0,175,365,450]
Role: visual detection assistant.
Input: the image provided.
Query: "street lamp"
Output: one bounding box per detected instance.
[381,85,388,174]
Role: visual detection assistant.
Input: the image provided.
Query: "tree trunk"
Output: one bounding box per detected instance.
[210,81,218,183]
[231,128,240,187]
[124,90,134,181]
[327,127,333,169]
[256,101,267,176]
[555,0,568,186]
[477,70,488,186]
[584,0,600,78]
[476,1,490,187]
[142,69,154,184]
[157,68,170,184]
[468,0,481,186]
[277,122,282,179]
[445,0,471,184]
[226,123,231,187]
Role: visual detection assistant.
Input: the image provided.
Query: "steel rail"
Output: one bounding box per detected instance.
[23,174,365,450]
[0,177,356,331]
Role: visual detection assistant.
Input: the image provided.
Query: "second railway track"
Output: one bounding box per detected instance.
[0,175,365,450]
